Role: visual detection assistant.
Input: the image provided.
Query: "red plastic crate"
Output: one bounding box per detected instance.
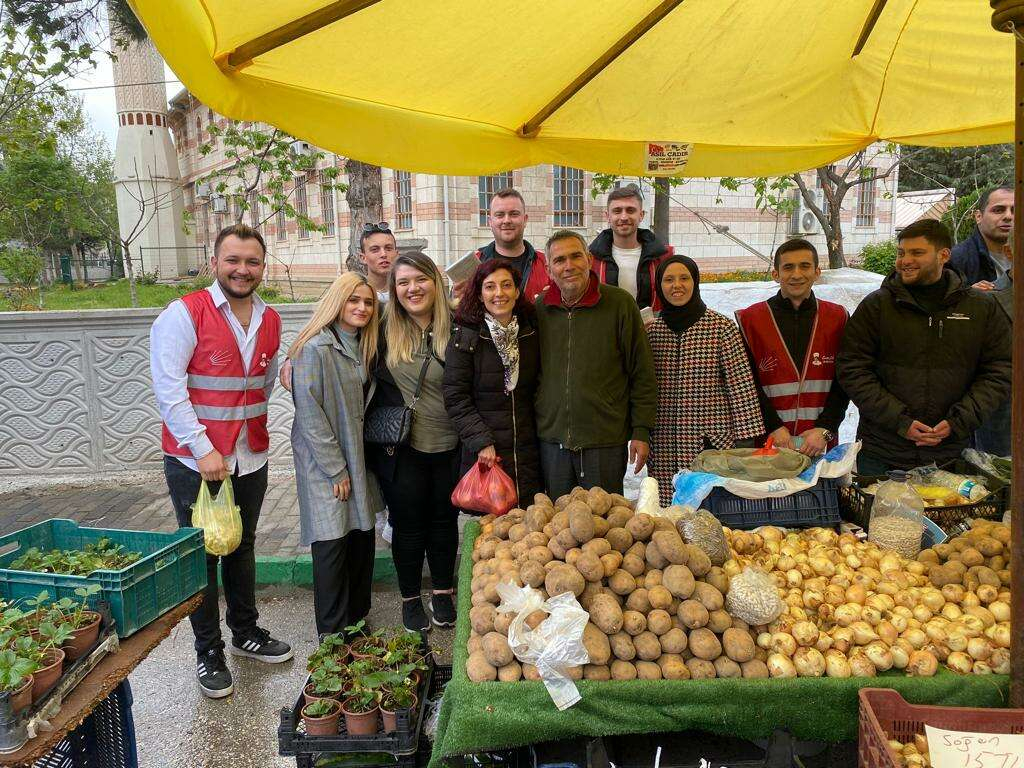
[858,688,1024,768]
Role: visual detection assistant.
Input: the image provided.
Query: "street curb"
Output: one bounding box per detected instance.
[254,550,396,587]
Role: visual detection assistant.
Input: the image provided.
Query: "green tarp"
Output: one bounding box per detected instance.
[429,522,1011,764]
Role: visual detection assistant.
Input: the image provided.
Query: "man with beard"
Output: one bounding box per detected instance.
[588,184,673,309]
[837,219,1011,474]
[150,224,292,700]
[472,188,550,299]
[950,186,1014,291]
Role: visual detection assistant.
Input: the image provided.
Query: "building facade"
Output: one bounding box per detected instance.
[167,91,896,291]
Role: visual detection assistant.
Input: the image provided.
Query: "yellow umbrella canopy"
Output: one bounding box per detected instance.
[130,0,1012,176]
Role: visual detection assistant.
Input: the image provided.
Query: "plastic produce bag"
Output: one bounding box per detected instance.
[495,582,589,710]
[451,460,518,516]
[690,447,810,481]
[725,567,784,627]
[677,508,730,566]
[191,478,242,556]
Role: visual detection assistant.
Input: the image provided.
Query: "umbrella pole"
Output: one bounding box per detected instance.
[991,0,1024,709]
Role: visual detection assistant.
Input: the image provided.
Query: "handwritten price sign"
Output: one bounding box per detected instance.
[926,725,1024,768]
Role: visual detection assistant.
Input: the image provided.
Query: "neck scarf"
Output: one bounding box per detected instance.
[484,313,520,393]
[655,255,707,334]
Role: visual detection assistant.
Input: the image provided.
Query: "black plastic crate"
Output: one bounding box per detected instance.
[840,461,1004,531]
[31,680,137,768]
[703,478,842,530]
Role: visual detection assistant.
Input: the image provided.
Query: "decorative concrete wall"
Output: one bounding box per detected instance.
[0,304,314,476]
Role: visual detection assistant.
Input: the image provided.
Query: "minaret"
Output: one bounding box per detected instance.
[109,16,186,279]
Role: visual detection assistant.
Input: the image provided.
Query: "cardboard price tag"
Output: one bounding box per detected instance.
[925,724,1024,768]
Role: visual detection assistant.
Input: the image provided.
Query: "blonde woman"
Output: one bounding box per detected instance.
[365,250,458,632]
[289,273,383,637]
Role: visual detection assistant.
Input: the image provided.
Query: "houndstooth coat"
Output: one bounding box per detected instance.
[648,310,765,505]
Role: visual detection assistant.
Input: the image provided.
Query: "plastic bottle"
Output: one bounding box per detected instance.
[920,468,988,502]
[868,470,925,558]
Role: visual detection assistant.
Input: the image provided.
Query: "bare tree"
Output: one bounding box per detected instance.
[345,160,383,273]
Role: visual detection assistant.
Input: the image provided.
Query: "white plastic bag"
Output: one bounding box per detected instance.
[495,582,589,710]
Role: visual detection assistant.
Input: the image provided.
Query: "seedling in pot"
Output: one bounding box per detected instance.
[0,650,35,698]
[53,585,101,629]
[36,620,74,652]
[342,681,378,714]
[302,698,339,718]
[307,633,349,671]
[308,664,345,698]
[379,678,416,711]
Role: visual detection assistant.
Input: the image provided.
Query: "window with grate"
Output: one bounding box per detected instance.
[276,205,287,241]
[394,171,413,229]
[248,190,260,229]
[295,174,310,239]
[553,166,584,228]
[319,169,336,236]
[855,168,878,227]
[477,173,514,225]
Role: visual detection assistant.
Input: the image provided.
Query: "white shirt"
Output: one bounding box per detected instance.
[612,245,643,300]
[150,282,278,476]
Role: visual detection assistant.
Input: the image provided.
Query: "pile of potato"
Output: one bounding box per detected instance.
[466,487,773,683]
[465,486,1013,684]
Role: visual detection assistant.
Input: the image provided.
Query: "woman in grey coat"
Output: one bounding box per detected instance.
[288,273,383,636]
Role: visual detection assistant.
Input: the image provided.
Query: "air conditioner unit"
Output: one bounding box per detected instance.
[791,190,823,235]
[211,195,228,214]
[290,140,312,156]
[195,182,212,199]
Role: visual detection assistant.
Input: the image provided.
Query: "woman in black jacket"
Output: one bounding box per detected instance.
[443,259,542,506]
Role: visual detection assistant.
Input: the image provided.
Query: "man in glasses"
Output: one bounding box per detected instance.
[360,221,396,306]
[473,188,550,299]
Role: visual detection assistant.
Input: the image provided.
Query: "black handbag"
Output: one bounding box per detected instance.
[364,352,433,447]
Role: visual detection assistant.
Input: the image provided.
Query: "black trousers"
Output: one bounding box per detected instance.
[311,529,375,636]
[380,447,459,599]
[164,456,266,654]
[539,441,627,499]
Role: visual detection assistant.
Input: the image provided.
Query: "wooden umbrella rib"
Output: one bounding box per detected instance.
[852,0,889,57]
[518,0,685,137]
[221,0,383,71]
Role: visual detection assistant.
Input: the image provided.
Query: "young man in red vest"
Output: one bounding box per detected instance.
[588,184,673,310]
[151,224,292,699]
[736,238,849,457]
[471,188,550,299]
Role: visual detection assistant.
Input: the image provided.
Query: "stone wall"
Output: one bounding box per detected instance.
[0,304,314,476]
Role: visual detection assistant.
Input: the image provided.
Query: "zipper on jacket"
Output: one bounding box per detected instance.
[938,320,944,339]
[565,310,573,449]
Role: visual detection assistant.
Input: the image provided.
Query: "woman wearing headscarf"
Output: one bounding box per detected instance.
[442,259,542,506]
[647,255,765,505]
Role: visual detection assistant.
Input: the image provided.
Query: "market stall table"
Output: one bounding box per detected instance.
[428,524,1010,767]
[0,594,202,767]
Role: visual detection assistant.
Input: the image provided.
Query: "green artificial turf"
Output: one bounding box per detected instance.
[428,522,1011,765]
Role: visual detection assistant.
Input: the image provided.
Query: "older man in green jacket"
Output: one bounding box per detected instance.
[534,229,658,497]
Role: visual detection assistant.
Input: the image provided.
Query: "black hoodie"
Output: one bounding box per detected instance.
[836,268,1011,467]
[588,228,673,309]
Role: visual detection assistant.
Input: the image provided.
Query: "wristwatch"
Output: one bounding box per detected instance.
[820,429,834,443]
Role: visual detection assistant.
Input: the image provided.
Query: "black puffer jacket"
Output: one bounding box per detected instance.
[441,314,542,504]
[836,269,1011,468]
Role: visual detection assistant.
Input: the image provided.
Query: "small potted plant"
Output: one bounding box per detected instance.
[304,660,345,706]
[341,679,380,735]
[300,697,342,736]
[30,621,72,702]
[307,633,350,672]
[378,678,418,734]
[0,651,35,714]
[55,586,102,662]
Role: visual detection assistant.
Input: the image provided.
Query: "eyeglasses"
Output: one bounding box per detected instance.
[362,221,391,233]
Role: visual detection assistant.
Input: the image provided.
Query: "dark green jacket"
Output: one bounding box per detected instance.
[836,269,1011,468]
[534,275,657,448]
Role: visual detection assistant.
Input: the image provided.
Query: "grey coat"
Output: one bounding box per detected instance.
[291,326,383,546]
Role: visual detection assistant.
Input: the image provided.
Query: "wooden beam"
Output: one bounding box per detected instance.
[518,0,685,137]
[852,0,889,57]
[220,0,383,72]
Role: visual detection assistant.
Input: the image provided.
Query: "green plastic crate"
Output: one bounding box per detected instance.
[0,520,206,638]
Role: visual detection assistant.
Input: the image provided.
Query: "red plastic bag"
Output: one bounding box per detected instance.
[451,460,518,516]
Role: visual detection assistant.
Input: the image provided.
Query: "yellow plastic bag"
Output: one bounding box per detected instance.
[190,478,242,556]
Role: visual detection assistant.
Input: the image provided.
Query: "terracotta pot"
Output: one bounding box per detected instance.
[341,697,380,735]
[30,648,65,703]
[5,675,33,714]
[301,701,342,736]
[380,694,418,734]
[62,612,101,662]
[349,641,378,662]
[302,682,340,708]
[333,644,352,664]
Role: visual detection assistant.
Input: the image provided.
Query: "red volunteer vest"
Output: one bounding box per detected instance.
[593,245,674,311]
[474,249,551,300]
[161,290,281,458]
[736,299,847,446]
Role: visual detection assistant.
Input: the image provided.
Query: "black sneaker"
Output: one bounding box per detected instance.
[430,592,456,628]
[402,598,430,633]
[228,627,294,663]
[197,648,233,699]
